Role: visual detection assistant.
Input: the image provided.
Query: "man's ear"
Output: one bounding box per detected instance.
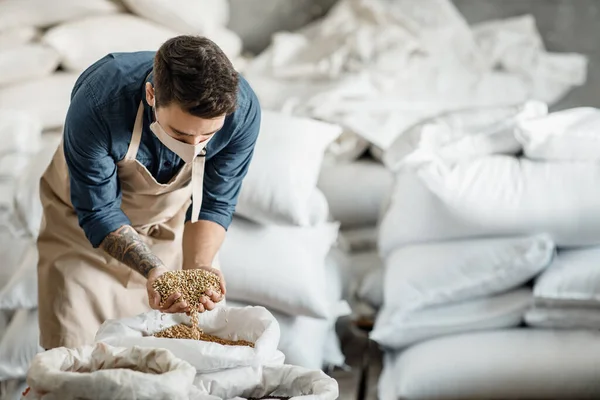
[145,82,155,107]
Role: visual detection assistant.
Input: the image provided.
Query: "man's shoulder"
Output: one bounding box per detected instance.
[73,51,155,107]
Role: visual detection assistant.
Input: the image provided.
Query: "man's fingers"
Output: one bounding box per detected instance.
[197,303,206,313]
[204,300,216,311]
[162,293,181,310]
[164,300,187,314]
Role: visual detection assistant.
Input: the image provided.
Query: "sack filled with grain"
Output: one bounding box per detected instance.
[95,306,280,373]
[193,364,339,400]
[22,342,196,400]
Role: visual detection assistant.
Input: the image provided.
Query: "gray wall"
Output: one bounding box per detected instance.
[228,0,600,108]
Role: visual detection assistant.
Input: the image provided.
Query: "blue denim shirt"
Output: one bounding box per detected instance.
[64,51,261,248]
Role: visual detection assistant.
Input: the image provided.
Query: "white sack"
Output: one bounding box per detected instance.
[472,14,587,103]
[14,132,62,238]
[123,0,229,35]
[0,0,121,31]
[227,300,331,370]
[42,14,178,73]
[0,308,42,381]
[0,241,37,310]
[379,156,600,254]
[0,154,33,180]
[317,159,393,228]
[95,307,280,373]
[381,235,553,312]
[473,15,544,73]
[532,247,600,307]
[0,73,77,130]
[0,232,31,290]
[0,110,42,156]
[380,100,547,171]
[516,107,600,161]
[323,129,370,164]
[220,218,339,318]
[0,45,60,87]
[225,249,350,370]
[525,306,600,329]
[194,364,338,400]
[379,329,600,400]
[0,27,38,51]
[372,288,531,349]
[24,343,196,400]
[358,265,383,309]
[235,111,342,226]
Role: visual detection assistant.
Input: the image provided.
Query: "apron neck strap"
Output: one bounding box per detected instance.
[125,101,144,161]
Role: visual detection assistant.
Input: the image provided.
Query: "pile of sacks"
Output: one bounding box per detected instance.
[241,0,589,315]
[20,306,338,399]
[0,112,62,397]
[0,0,242,133]
[243,0,588,162]
[372,106,600,399]
[220,110,351,370]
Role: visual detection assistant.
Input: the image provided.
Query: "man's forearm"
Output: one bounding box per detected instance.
[182,220,226,269]
[100,225,164,278]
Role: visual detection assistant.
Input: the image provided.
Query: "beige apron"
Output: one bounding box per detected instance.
[37,101,215,349]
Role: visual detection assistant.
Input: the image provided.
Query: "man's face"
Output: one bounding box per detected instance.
[146,83,225,145]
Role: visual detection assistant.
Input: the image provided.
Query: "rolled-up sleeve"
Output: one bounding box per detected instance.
[186,97,261,228]
[64,84,130,247]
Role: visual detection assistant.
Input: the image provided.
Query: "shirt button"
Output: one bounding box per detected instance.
[164,161,172,167]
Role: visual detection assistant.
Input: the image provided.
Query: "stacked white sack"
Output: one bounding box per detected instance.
[370,235,551,349]
[0,0,242,133]
[0,111,43,230]
[359,102,551,349]
[526,247,600,329]
[379,329,600,400]
[0,132,61,386]
[243,1,587,162]
[514,107,600,331]
[220,110,349,369]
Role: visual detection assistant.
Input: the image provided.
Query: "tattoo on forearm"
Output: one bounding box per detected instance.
[100,225,163,278]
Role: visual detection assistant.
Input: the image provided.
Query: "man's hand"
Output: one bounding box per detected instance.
[147,265,226,314]
[146,266,190,313]
[185,265,226,314]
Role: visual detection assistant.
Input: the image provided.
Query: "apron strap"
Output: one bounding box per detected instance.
[125,102,144,161]
[190,148,206,223]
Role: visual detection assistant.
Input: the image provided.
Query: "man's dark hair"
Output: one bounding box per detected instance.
[154,35,239,118]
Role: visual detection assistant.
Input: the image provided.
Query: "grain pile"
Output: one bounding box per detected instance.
[151,269,254,347]
[154,323,255,347]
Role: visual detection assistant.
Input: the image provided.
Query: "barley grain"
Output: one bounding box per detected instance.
[152,269,221,311]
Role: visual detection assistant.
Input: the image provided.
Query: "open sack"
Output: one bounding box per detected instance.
[22,342,197,400]
[95,306,280,373]
[194,364,339,400]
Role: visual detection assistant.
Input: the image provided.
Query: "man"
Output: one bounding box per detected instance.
[36,35,261,349]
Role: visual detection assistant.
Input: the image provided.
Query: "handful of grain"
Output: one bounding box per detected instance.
[152,269,221,310]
